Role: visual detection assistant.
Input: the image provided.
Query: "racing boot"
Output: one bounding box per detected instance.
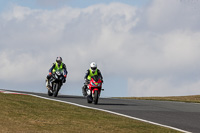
[46,79,51,90]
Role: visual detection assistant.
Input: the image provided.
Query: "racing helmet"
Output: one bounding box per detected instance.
[90,62,97,72]
[56,57,62,65]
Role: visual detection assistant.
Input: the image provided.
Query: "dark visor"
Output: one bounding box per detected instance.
[91,67,97,70]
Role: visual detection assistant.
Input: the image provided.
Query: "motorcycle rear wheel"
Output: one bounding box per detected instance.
[87,95,93,103]
[48,90,53,96]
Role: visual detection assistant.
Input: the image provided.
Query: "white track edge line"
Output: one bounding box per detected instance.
[26,93,191,133]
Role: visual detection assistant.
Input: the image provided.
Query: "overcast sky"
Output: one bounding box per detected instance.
[0,0,200,97]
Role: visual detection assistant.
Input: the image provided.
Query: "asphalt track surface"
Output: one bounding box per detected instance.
[2,90,200,133]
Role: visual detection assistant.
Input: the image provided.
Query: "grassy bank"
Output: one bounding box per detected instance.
[118,95,200,103]
[0,93,181,133]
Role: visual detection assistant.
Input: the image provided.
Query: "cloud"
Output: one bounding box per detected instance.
[145,0,200,32]
[126,0,200,96]
[0,1,200,96]
[0,3,137,81]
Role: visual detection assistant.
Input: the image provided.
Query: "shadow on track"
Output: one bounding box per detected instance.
[97,103,137,106]
[97,103,127,106]
[58,95,85,99]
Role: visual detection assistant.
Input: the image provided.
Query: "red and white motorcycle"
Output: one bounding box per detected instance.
[86,75,103,104]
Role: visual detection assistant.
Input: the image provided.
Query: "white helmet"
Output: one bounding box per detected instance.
[90,62,97,71]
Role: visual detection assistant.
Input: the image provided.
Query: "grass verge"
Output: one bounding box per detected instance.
[0,93,181,133]
[118,95,200,103]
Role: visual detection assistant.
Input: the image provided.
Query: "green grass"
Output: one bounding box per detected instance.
[118,95,200,103]
[0,93,181,133]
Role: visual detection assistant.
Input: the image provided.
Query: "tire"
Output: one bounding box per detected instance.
[48,90,53,96]
[87,95,93,103]
[94,90,99,105]
[53,83,59,97]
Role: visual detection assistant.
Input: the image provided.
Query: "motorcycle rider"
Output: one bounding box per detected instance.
[82,62,103,96]
[46,57,68,90]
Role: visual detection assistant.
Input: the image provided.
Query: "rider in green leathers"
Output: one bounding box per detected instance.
[82,62,103,96]
[46,57,68,90]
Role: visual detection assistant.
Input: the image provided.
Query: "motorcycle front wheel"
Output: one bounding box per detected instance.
[94,90,99,105]
[53,83,60,97]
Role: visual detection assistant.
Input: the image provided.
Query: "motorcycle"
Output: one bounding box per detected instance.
[46,70,65,97]
[86,75,103,104]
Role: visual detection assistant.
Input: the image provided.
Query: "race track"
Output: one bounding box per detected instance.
[2,90,200,133]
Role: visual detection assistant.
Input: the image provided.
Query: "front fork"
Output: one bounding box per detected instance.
[92,89,101,98]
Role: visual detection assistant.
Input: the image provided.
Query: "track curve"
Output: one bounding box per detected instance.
[2,90,200,133]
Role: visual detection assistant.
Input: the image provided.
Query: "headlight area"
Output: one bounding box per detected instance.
[92,82,96,86]
[91,82,101,87]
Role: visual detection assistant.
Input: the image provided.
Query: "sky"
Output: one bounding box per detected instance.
[0,0,200,97]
